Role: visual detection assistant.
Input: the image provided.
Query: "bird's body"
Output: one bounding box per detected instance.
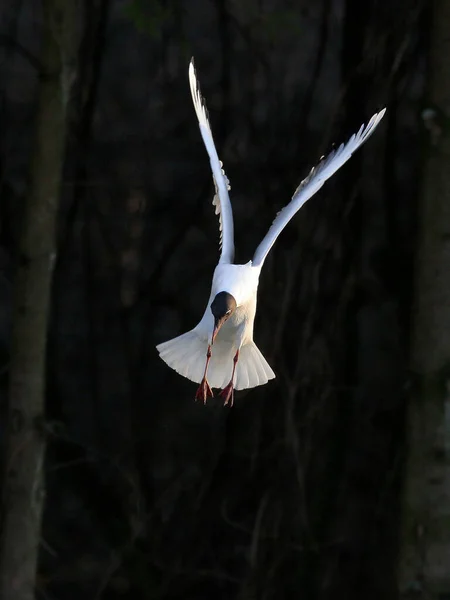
[157,262,274,392]
[157,59,386,405]
[198,263,259,347]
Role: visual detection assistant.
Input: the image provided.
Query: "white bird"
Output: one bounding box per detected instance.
[157,58,386,406]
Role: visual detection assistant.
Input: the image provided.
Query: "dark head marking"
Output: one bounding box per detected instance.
[211,291,237,321]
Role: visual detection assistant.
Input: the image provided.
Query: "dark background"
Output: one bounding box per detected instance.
[0,0,429,598]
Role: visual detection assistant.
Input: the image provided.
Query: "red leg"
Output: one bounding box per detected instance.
[195,345,214,403]
[220,349,239,407]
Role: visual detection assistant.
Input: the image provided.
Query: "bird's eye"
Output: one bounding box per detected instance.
[226,310,231,315]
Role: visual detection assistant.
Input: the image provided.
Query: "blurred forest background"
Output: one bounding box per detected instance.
[0,0,448,599]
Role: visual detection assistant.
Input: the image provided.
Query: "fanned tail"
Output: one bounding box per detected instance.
[235,341,275,390]
[157,332,275,391]
[157,330,206,385]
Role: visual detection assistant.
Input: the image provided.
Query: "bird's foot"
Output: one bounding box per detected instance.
[220,381,234,407]
[195,377,214,404]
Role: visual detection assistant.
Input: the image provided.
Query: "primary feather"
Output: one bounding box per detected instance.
[252,109,386,266]
[189,59,234,264]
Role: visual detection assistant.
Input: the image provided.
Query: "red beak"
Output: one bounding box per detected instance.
[211,318,223,345]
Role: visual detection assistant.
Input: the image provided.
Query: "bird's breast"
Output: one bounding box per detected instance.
[217,301,255,344]
[212,263,260,307]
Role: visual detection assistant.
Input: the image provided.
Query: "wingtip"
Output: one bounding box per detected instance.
[188,57,210,127]
[189,57,196,78]
[371,107,386,125]
[188,58,199,104]
[358,107,386,141]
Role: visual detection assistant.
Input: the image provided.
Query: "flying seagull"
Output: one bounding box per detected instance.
[157,58,385,406]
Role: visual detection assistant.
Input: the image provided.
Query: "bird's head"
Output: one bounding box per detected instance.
[210,291,236,344]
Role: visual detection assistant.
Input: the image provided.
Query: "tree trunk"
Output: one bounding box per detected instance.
[399,0,450,597]
[0,2,77,599]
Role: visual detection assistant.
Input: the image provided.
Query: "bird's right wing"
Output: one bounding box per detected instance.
[189,59,235,264]
[252,109,386,267]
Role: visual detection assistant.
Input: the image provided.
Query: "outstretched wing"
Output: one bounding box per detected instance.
[252,109,386,267]
[189,59,235,264]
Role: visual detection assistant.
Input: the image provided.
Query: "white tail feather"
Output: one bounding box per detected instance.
[235,342,275,390]
[156,330,275,391]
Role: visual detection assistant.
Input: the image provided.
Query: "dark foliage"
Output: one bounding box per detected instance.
[0,0,427,598]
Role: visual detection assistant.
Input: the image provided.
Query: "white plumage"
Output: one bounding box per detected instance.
[156,58,386,405]
[158,262,274,391]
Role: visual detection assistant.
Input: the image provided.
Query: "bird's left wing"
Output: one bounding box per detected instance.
[252,109,386,267]
[189,59,235,264]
